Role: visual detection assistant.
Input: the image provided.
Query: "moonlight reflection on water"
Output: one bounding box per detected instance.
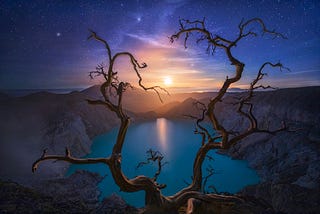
[156,118,169,151]
[67,119,259,207]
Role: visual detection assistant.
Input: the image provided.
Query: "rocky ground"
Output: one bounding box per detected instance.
[219,88,320,213]
[0,86,319,213]
[0,170,139,214]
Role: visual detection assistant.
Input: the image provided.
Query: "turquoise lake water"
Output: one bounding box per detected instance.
[67,118,259,207]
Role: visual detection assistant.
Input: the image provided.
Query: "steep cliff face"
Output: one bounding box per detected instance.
[224,88,320,188]
[227,88,320,213]
[0,91,120,183]
[1,86,319,213]
[159,87,320,213]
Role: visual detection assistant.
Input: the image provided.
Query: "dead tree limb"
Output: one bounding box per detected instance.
[136,149,168,186]
[32,18,287,213]
[32,148,110,173]
[168,17,288,211]
[32,30,169,207]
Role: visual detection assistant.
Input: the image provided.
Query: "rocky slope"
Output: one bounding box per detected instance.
[0,170,139,214]
[0,90,124,183]
[1,86,319,213]
[0,86,213,183]
[160,86,320,213]
[230,88,320,213]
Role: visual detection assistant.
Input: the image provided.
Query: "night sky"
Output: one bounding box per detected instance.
[0,0,319,92]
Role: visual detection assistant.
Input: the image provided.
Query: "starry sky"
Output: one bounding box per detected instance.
[0,0,319,92]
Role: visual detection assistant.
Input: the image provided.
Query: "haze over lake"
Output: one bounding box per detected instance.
[68,118,259,207]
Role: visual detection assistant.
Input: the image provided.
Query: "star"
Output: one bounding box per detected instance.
[0,0,318,90]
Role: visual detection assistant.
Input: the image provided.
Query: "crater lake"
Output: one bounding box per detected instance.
[67,118,259,207]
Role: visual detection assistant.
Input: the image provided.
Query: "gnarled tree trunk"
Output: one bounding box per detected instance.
[32,18,288,213]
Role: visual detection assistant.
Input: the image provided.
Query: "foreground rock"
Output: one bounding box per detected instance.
[0,170,139,214]
[0,180,93,213]
[94,194,139,214]
[32,170,102,209]
[240,182,320,214]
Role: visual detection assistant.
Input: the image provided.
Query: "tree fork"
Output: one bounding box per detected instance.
[32,18,287,212]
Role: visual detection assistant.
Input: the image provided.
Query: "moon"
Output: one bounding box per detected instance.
[164,76,173,86]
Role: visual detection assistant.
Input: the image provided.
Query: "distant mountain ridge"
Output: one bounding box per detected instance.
[3,85,319,115]
[0,88,83,97]
[81,84,218,113]
[158,86,320,122]
[0,85,319,213]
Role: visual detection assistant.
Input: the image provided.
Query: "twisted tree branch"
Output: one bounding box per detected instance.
[32,18,288,213]
[169,18,288,211]
[32,148,110,173]
[136,149,168,185]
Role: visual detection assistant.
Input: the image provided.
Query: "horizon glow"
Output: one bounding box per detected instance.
[0,1,319,92]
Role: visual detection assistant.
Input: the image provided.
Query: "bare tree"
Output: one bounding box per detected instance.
[32,18,288,213]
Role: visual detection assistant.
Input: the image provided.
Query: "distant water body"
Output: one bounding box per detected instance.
[68,118,259,207]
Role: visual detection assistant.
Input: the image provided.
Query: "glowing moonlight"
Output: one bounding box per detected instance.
[164,76,173,86]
